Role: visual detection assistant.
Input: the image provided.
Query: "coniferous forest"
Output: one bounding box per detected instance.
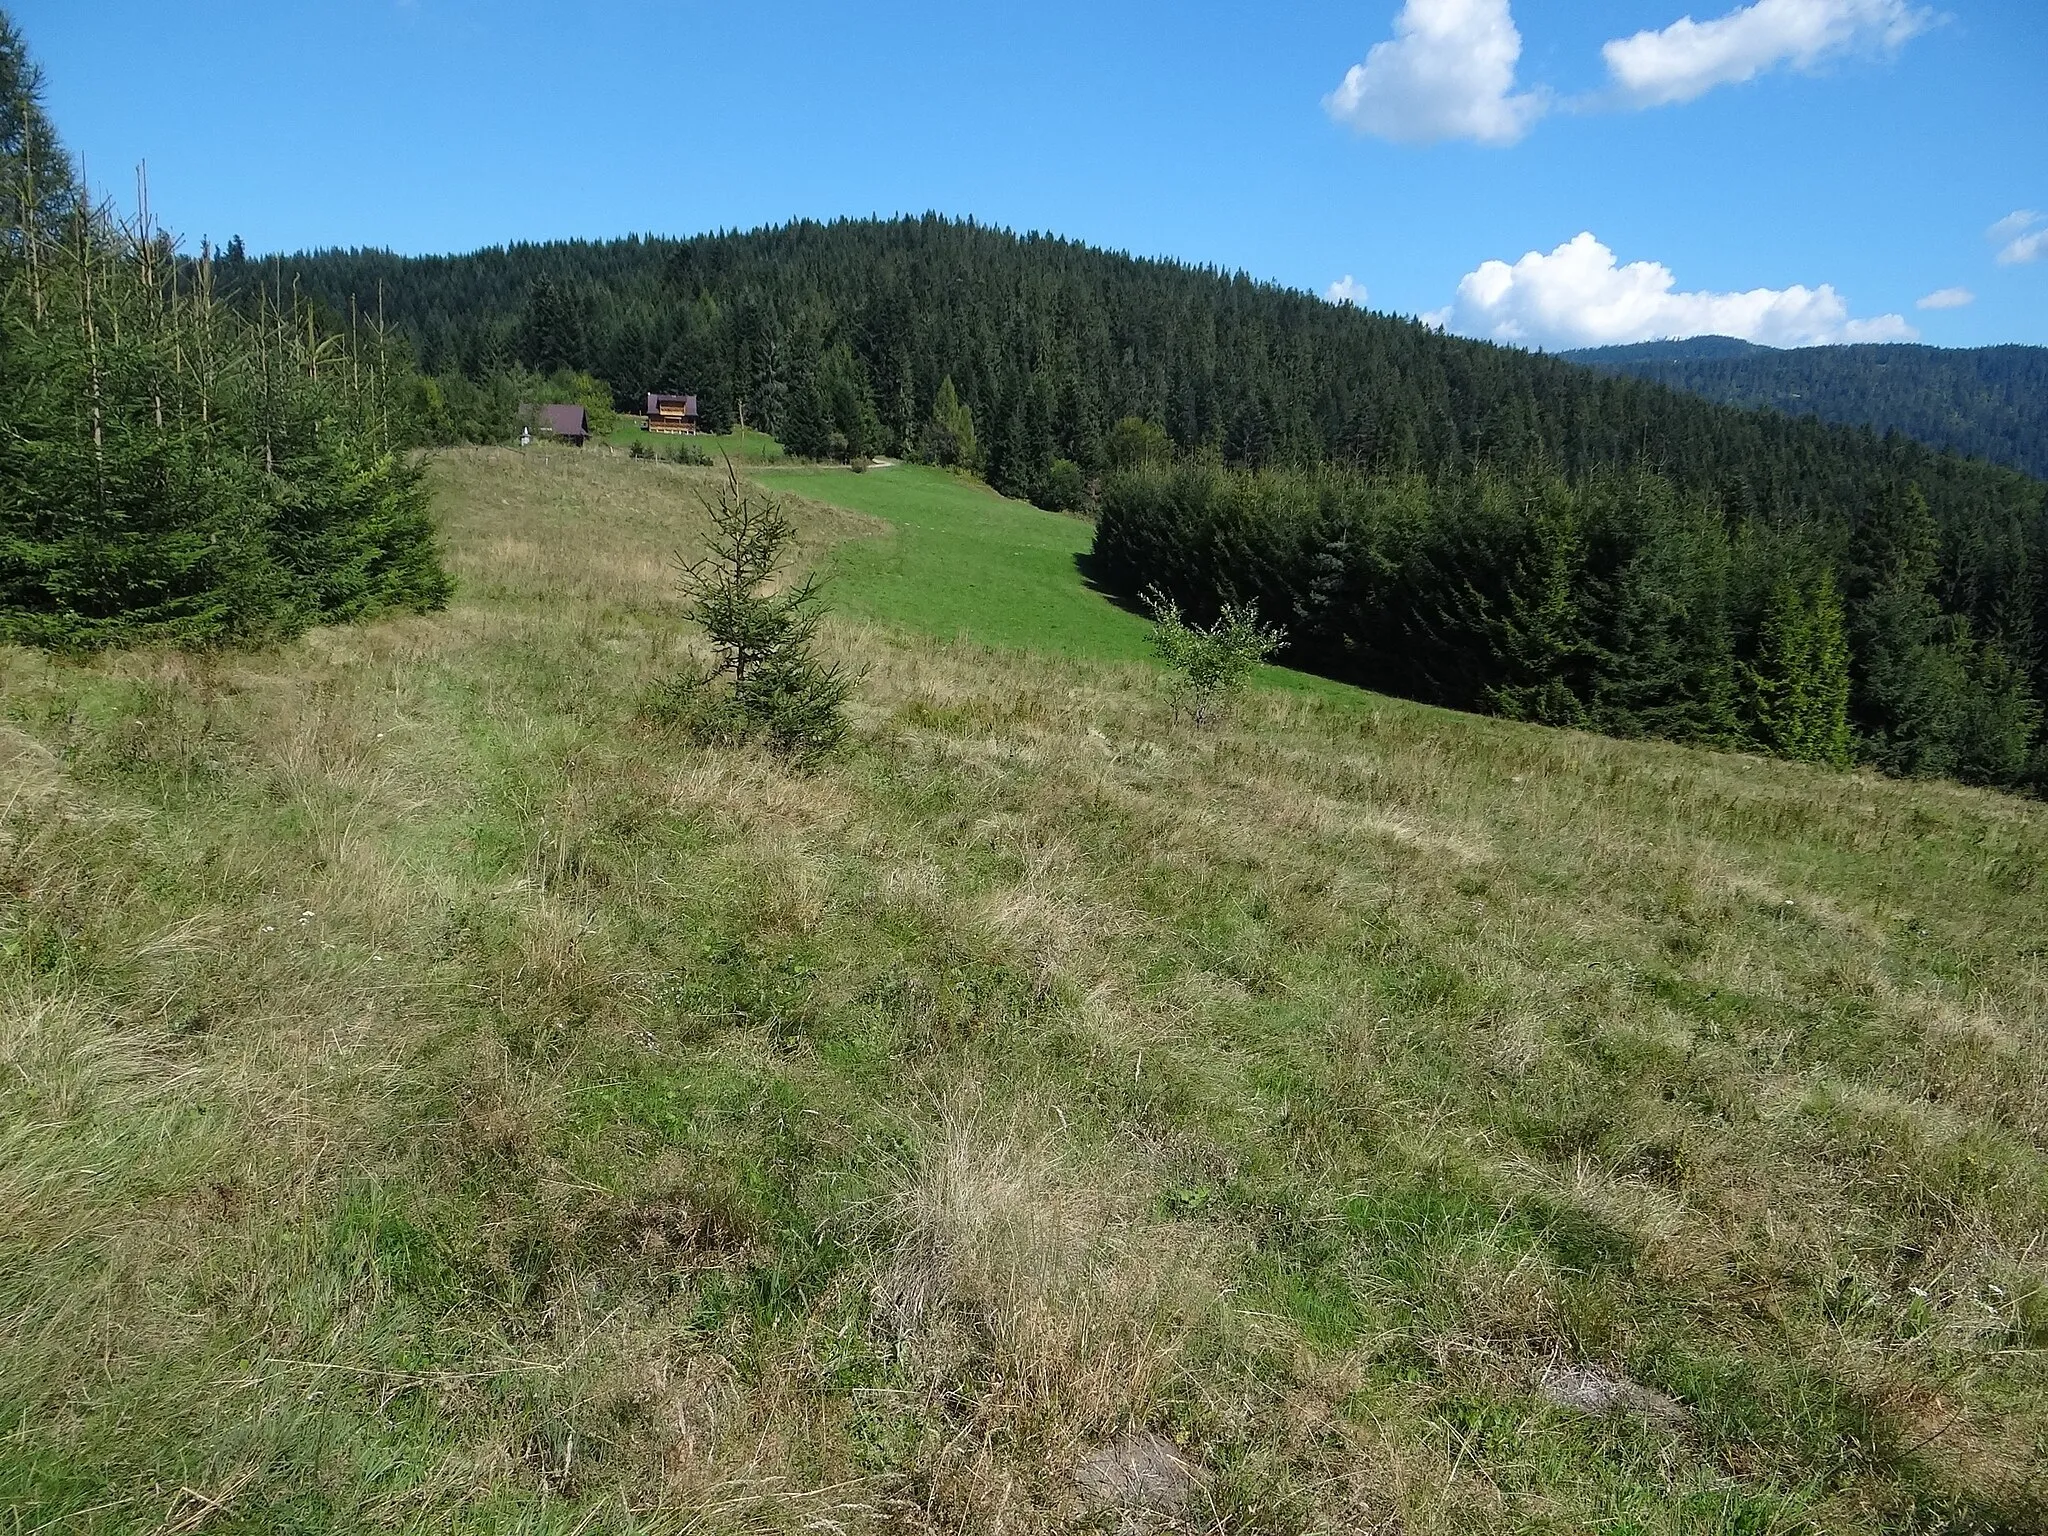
[0,17,450,651]
[1567,336,2048,482]
[278,221,2048,790]
[1094,460,2041,788]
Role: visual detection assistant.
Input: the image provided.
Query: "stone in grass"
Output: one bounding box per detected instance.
[1075,1431,1206,1519]
[1539,1362,1688,1427]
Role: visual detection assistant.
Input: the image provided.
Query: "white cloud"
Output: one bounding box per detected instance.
[1326,274,1370,306]
[1991,211,2047,266]
[1603,0,1935,109]
[1435,232,1917,348]
[1325,0,1547,146]
[1999,232,2048,266]
[1915,287,1973,310]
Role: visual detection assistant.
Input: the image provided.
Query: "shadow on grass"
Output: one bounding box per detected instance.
[1073,549,1151,620]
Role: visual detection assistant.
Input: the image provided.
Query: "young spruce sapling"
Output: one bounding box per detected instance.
[657,467,852,765]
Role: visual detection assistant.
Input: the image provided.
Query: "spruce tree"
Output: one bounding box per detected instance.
[664,470,850,764]
[925,376,978,469]
[1843,479,2007,776]
[779,359,832,460]
[1948,640,2042,786]
[519,275,585,376]
[0,20,450,652]
[1746,575,1852,767]
[1585,473,1739,743]
[1485,476,1596,728]
[0,11,74,241]
[819,341,880,462]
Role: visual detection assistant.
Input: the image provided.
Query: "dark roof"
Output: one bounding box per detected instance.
[647,393,699,414]
[539,404,588,438]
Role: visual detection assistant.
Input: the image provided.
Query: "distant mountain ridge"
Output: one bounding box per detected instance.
[1564,338,2048,481]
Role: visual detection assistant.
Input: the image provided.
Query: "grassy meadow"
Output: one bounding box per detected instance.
[608,420,788,462]
[758,463,1155,661]
[2,444,2045,1535]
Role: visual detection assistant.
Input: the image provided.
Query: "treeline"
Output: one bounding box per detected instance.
[1095,461,2043,789]
[1568,337,2048,483]
[196,239,614,451]
[0,16,450,651]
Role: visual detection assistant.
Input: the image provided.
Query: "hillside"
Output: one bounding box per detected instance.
[4,444,2044,1534]
[273,223,2048,785]
[1565,338,2048,481]
[276,219,2043,522]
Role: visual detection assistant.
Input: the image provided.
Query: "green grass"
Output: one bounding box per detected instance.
[757,463,1153,660]
[763,463,1344,705]
[2,446,2044,1535]
[606,420,786,461]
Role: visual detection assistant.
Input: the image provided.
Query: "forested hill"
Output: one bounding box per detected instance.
[276,218,2040,510]
[1566,337,2048,481]
[276,219,2046,724]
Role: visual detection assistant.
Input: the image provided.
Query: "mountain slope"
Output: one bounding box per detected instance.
[280,218,2045,660]
[276,218,2042,518]
[275,221,2048,785]
[1566,338,2048,480]
[3,445,2044,1534]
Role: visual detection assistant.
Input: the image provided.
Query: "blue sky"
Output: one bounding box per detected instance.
[14,0,2046,347]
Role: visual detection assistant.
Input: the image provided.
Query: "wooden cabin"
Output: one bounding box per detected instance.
[645,393,700,434]
[526,403,590,446]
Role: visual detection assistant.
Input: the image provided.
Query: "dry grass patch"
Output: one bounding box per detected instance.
[870,1104,1228,1533]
